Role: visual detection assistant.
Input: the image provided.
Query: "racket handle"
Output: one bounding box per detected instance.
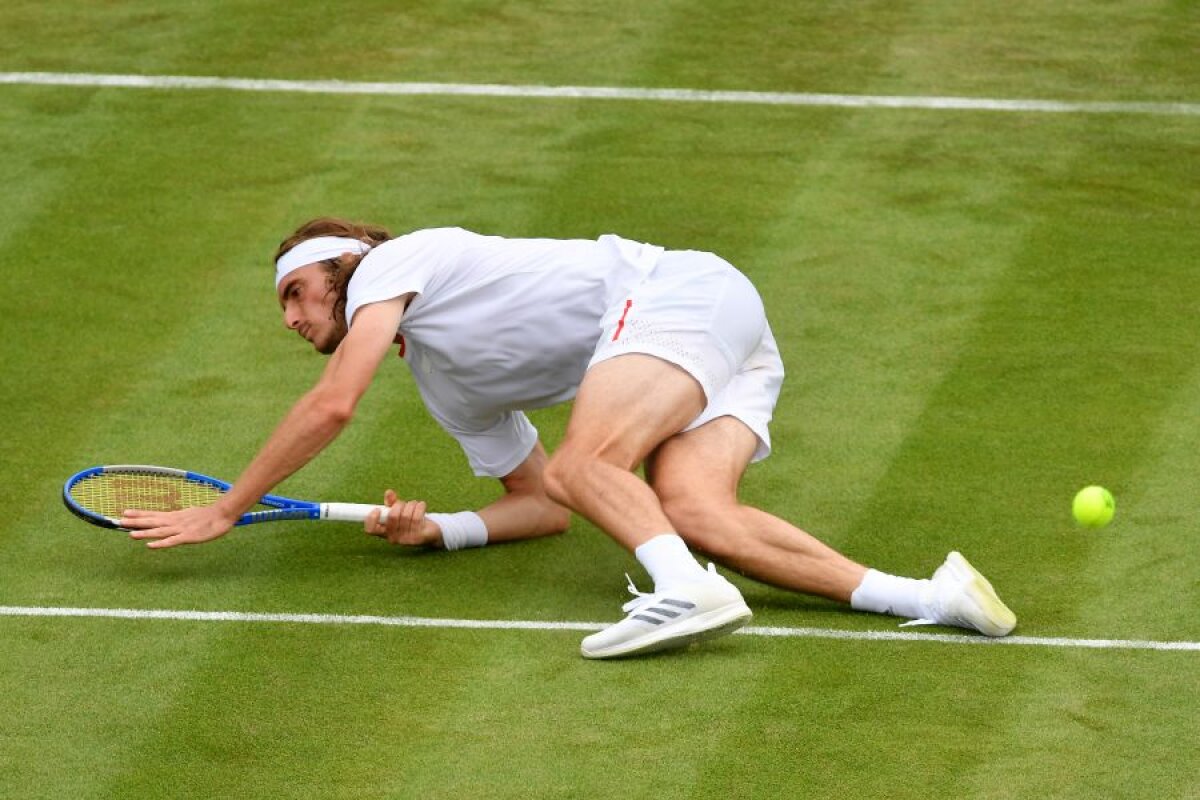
[320,503,390,523]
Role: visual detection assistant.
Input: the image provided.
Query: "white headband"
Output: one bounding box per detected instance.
[275,236,372,288]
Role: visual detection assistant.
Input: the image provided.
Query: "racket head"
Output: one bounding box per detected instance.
[63,465,232,530]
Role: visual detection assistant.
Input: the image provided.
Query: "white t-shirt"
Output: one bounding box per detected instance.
[345,227,663,477]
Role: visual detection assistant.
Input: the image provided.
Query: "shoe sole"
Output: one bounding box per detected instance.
[580,602,753,660]
[949,552,1017,637]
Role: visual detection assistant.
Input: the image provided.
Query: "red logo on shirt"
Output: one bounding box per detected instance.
[394,333,406,358]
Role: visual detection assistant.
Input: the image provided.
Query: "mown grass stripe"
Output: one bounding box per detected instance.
[3,606,1198,652]
[1,72,1198,116]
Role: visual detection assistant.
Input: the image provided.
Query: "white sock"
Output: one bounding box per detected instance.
[849,569,931,620]
[635,534,710,589]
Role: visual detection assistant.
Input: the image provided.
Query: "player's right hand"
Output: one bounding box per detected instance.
[365,490,439,547]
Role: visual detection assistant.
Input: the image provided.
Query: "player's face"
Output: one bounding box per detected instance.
[278,263,346,354]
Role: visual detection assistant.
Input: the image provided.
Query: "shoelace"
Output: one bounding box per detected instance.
[619,563,722,613]
[621,573,653,613]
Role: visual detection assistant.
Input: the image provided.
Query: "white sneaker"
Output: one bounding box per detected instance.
[580,564,753,659]
[909,551,1016,637]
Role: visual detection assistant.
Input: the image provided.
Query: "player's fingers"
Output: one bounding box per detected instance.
[385,502,409,542]
[378,491,403,534]
[404,500,425,530]
[125,520,175,537]
[121,510,193,531]
[364,507,385,537]
[128,529,165,539]
[146,535,187,549]
[119,510,160,529]
[386,500,418,544]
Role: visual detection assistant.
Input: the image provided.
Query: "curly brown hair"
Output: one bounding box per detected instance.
[274,217,393,324]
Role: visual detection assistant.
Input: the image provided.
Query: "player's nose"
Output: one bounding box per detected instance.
[283,308,301,330]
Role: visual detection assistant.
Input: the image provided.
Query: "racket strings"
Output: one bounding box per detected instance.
[70,473,224,516]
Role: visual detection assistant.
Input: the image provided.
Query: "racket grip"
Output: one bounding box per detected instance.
[320,503,390,523]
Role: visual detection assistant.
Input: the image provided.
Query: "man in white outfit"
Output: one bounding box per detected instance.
[122,218,1017,658]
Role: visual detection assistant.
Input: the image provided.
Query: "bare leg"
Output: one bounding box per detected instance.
[647,416,867,603]
[547,355,757,658]
[543,354,706,551]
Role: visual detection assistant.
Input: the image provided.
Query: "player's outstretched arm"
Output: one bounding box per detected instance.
[123,298,408,548]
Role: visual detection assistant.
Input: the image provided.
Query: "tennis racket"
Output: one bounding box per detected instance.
[63,465,388,530]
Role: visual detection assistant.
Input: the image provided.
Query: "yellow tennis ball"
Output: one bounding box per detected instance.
[1072,486,1115,528]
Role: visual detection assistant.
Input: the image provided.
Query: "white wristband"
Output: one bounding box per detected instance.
[426,511,488,551]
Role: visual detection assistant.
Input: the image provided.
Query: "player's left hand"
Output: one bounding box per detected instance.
[122,505,238,549]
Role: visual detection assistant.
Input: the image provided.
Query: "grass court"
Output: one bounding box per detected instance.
[2,2,1198,797]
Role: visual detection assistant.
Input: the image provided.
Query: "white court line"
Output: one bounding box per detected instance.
[1,71,1198,117]
[1,605,1197,652]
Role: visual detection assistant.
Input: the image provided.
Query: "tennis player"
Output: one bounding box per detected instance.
[122,218,1016,658]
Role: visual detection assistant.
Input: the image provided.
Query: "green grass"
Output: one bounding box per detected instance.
[2,1,1199,797]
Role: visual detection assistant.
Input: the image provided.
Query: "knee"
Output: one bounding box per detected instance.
[543,439,639,509]
[543,448,583,509]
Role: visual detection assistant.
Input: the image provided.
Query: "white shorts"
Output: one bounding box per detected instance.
[588,250,785,462]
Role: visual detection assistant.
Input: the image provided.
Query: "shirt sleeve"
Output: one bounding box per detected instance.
[345,229,460,327]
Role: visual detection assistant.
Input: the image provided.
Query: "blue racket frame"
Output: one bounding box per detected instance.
[62,465,323,530]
